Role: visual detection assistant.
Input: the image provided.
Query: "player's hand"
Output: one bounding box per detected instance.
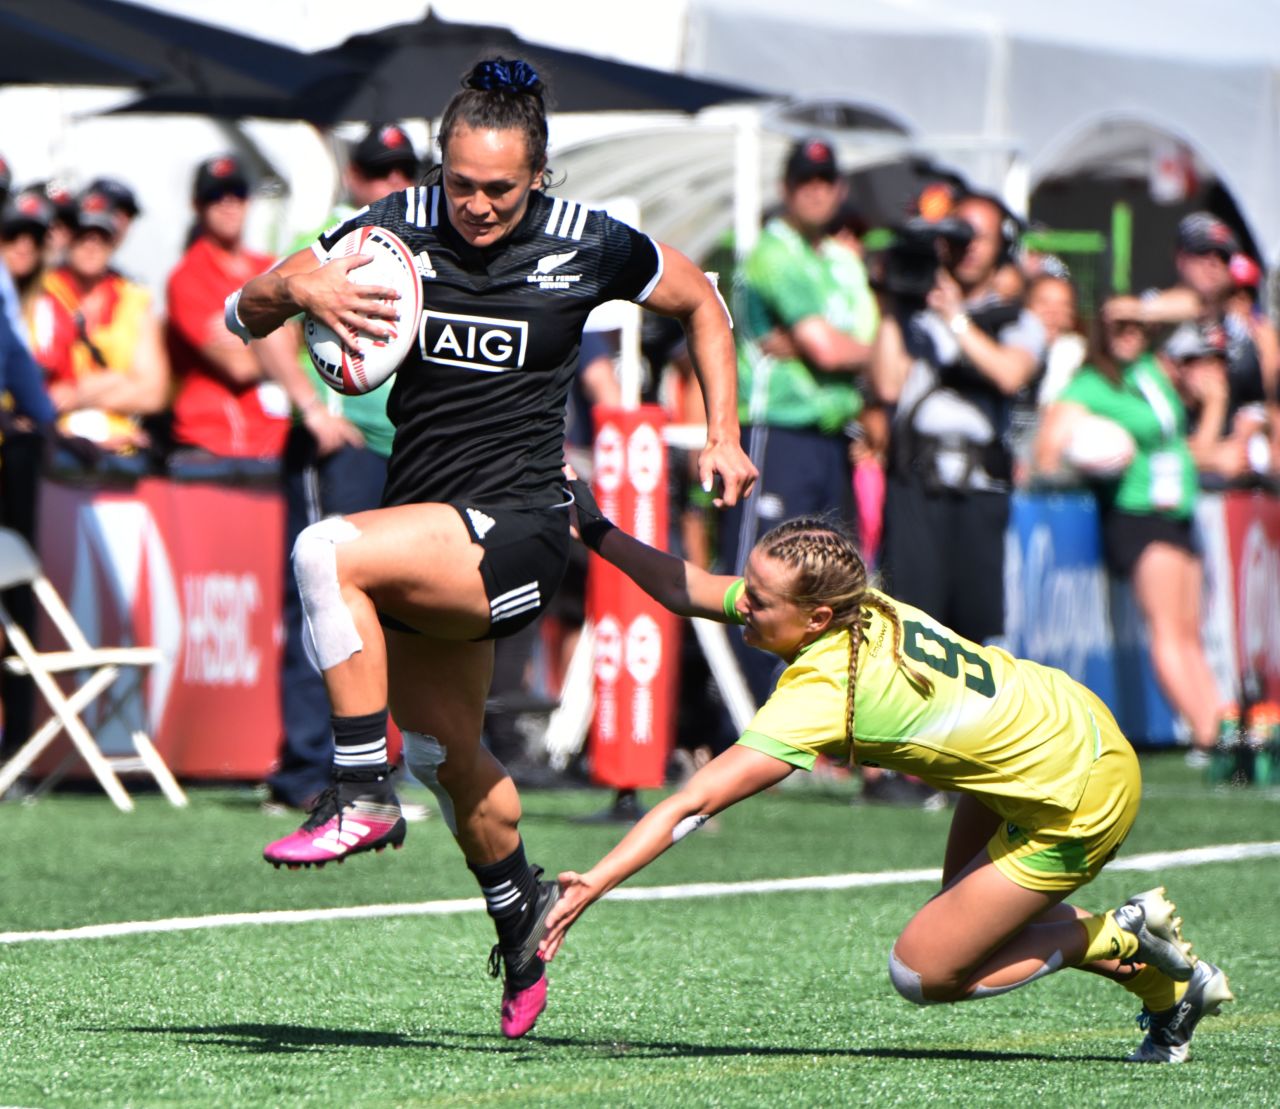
[303,404,366,456]
[289,254,400,352]
[566,477,616,551]
[698,436,757,507]
[538,871,602,961]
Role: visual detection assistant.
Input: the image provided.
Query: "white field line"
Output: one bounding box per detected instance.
[3,840,1278,948]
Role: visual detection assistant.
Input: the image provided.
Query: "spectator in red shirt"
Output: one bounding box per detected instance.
[166,155,294,464]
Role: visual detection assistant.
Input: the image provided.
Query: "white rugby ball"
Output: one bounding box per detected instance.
[1063,413,1136,476]
[304,225,422,396]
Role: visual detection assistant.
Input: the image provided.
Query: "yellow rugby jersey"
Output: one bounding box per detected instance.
[726,582,1108,827]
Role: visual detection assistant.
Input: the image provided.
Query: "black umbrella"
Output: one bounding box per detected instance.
[111,10,762,122]
[0,0,352,103]
[0,10,162,86]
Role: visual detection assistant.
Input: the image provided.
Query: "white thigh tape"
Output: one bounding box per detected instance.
[293,516,363,671]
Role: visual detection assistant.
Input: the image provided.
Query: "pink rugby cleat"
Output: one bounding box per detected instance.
[264,772,406,868]
[500,972,548,1039]
[486,871,560,1038]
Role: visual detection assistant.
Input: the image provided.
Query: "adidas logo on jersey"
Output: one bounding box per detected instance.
[415,249,437,279]
[466,508,496,539]
[527,249,581,289]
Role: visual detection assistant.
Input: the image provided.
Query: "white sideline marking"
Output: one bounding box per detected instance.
[2,840,1278,947]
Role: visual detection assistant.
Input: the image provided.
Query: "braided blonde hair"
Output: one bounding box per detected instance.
[756,517,933,744]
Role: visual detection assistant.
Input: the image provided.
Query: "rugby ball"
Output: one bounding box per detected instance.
[304,225,422,395]
[1063,413,1136,476]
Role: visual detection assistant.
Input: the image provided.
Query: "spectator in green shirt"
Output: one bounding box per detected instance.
[1035,295,1229,765]
[717,136,878,734]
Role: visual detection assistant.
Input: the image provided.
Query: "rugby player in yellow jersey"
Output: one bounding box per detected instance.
[541,480,1233,1064]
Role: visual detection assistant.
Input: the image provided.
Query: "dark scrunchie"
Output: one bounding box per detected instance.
[467,57,543,95]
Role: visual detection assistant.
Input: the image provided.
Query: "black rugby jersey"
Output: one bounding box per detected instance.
[314,187,662,507]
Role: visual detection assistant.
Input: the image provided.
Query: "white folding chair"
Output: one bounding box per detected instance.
[0,527,186,811]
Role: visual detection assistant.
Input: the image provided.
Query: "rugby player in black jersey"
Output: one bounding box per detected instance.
[228,57,756,1037]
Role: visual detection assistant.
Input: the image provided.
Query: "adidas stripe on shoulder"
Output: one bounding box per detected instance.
[404,186,441,229]
[544,197,591,241]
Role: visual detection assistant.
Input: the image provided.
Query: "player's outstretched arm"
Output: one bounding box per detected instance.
[539,745,793,960]
[569,478,736,621]
[232,247,400,348]
[641,244,757,507]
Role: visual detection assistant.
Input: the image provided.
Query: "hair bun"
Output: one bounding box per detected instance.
[466,57,543,95]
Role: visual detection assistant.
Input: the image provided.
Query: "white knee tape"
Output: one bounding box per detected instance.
[888,947,936,1006]
[293,517,363,671]
[402,730,456,834]
[969,950,1063,999]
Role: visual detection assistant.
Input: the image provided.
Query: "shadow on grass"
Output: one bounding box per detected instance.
[91,1023,483,1055]
[89,1023,1122,1063]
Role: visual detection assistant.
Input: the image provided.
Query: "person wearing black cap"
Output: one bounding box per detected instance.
[165,153,294,465]
[717,135,878,737]
[263,122,424,817]
[29,189,168,459]
[1131,212,1278,431]
[1,189,55,315]
[85,175,142,246]
[350,121,421,185]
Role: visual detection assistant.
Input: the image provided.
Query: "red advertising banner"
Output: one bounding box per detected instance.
[1222,490,1280,702]
[36,477,284,778]
[587,405,679,789]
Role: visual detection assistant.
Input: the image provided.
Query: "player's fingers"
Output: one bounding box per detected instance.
[338,310,395,343]
[334,252,374,273]
[353,284,402,308]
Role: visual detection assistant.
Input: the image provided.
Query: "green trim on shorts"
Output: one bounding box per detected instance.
[1017,839,1090,875]
[736,731,816,771]
[723,578,746,624]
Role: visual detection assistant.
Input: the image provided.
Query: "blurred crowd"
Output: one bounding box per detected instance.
[1,128,1276,805]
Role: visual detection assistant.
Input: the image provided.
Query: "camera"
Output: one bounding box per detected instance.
[878,216,974,302]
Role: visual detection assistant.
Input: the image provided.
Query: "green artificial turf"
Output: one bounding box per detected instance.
[1,752,1276,1107]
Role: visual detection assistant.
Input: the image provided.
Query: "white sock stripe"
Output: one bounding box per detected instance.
[570,203,589,240]
[484,892,523,912]
[334,752,387,766]
[490,581,539,607]
[334,739,387,754]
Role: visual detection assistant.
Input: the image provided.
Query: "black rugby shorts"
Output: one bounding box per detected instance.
[378,500,571,641]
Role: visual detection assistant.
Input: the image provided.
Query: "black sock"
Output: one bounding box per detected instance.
[469,840,544,988]
[332,709,390,778]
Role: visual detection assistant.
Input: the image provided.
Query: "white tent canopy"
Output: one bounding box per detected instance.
[683,0,1280,262]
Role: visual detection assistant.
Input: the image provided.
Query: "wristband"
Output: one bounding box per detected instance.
[223,289,253,345]
[949,312,971,336]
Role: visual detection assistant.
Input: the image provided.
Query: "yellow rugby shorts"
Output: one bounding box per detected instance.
[987,690,1142,893]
